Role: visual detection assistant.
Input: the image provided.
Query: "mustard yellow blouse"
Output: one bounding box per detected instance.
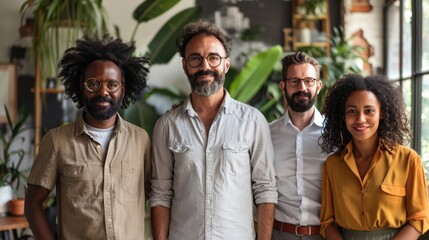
[320,142,429,237]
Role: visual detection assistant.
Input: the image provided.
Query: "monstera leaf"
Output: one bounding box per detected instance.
[146,7,202,64]
[228,45,283,103]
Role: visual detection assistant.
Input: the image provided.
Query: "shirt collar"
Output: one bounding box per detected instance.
[341,140,396,161]
[182,89,232,116]
[282,107,324,128]
[75,111,123,135]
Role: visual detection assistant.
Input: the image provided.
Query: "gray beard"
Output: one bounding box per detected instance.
[187,70,224,96]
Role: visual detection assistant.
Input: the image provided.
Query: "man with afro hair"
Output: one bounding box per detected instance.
[25,34,151,240]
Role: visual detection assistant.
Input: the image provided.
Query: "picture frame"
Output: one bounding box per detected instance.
[0,63,17,124]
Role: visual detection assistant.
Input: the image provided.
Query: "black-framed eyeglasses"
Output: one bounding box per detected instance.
[286,77,317,87]
[83,78,122,93]
[186,53,226,68]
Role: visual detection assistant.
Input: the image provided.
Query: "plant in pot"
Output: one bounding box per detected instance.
[0,106,30,216]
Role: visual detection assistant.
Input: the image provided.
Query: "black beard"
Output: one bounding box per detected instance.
[285,91,315,112]
[187,70,224,96]
[83,96,122,120]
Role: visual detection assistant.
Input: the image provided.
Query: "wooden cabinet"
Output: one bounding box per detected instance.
[288,0,330,55]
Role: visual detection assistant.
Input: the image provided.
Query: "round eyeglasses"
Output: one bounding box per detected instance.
[186,53,226,68]
[286,77,317,87]
[83,78,122,93]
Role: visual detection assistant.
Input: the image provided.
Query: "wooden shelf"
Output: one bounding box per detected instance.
[290,0,330,55]
[293,14,328,20]
[294,42,330,48]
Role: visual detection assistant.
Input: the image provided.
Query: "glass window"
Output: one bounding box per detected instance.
[422,0,429,72]
[401,79,412,141]
[402,0,412,78]
[386,1,400,79]
[422,76,429,179]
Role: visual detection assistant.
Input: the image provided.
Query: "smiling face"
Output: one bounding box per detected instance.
[345,90,381,143]
[280,63,322,112]
[182,34,230,96]
[82,60,124,125]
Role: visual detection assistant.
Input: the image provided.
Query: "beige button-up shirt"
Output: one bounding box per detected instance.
[28,113,151,240]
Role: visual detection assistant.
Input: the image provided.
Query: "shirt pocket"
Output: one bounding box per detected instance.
[380,184,406,197]
[169,143,195,173]
[121,164,139,199]
[62,165,91,202]
[222,143,250,176]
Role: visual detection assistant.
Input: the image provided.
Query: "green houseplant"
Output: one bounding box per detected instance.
[0,106,30,193]
[0,106,30,215]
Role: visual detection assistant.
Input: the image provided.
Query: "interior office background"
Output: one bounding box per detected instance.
[1,0,429,185]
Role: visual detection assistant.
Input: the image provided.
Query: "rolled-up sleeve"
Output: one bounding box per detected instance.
[149,118,174,208]
[251,113,278,205]
[406,154,429,234]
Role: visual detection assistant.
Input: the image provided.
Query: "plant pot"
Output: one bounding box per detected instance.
[0,185,13,216]
[9,198,25,216]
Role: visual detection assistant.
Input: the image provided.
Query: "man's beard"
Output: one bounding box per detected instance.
[187,70,224,96]
[84,96,122,120]
[285,91,315,112]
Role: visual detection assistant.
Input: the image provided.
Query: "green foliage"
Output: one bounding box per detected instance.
[229,45,283,103]
[132,0,180,23]
[146,7,202,64]
[0,106,30,197]
[20,0,108,82]
[125,0,202,65]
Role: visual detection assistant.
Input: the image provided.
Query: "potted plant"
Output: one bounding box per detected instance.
[0,106,30,216]
[304,0,327,16]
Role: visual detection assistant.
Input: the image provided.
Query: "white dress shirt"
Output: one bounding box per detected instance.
[270,108,326,226]
[150,91,278,240]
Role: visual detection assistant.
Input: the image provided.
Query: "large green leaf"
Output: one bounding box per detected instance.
[229,45,283,103]
[147,6,201,64]
[133,0,180,23]
[121,101,159,137]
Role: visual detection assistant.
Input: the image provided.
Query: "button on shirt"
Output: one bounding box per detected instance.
[150,91,278,240]
[27,113,151,240]
[269,109,326,226]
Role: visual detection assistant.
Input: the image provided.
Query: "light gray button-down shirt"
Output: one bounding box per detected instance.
[270,109,326,226]
[150,91,278,240]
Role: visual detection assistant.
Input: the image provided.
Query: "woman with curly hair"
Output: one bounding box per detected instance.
[319,74,429,240]
[25,34,152,239]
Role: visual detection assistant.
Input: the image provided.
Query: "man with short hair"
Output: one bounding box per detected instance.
[270,51,326,240]
[150,19,278,240]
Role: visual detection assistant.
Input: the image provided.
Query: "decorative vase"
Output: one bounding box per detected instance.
[0,185,13,216]
[9,198,25,216]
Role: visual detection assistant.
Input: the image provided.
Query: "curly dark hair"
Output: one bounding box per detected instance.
[176,19,231,58]
[319,74,411,153]
[58,34,150,109]
[281,51,320,79]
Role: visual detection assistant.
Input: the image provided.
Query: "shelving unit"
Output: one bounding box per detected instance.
[290,0,330,55]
